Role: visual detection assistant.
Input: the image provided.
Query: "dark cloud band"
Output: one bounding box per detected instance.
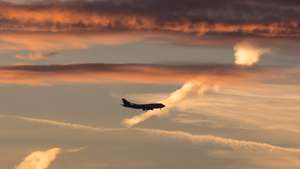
[0,63,288,85]
[0,0,299,37]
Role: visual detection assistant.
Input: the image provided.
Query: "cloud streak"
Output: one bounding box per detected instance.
[0,63,282,86]
[1,114,121,132]
[3,114,300,154]
[135,128,300,153]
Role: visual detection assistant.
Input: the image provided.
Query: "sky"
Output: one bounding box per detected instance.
[0,0,299,169]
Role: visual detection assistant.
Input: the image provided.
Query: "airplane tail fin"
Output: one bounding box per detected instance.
[122,98,131,106]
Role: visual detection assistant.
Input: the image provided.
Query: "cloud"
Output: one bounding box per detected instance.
[15,147,84,169]
[0,0,299,37]
[15,148,62,169]
[234,41,271,66]
[0,63,281,86]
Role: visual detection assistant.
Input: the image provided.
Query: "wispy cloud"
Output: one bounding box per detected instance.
[0,32,146,60]
[135,128,300,153]
[15,51,57,61]
[1,114,121,132]
[171,83,300,133]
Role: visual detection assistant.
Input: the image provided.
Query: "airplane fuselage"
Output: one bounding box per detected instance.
[122,98,165,111]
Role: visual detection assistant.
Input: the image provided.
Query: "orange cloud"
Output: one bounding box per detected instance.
[0,3,299,37]
[16,148,62,169]
[234,40,271,66]
[0,32,149,60]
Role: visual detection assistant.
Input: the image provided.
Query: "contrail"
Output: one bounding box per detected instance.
[134,128,300,153]
[123,81,213,127]
[2,114,300,154]
[0,114,122,132]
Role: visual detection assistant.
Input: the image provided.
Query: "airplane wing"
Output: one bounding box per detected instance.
[142,105,154,111]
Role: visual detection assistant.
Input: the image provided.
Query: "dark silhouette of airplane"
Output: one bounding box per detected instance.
[121,98,165,111]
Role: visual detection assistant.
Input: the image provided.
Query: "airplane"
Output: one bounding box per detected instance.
[121,98,165,111]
